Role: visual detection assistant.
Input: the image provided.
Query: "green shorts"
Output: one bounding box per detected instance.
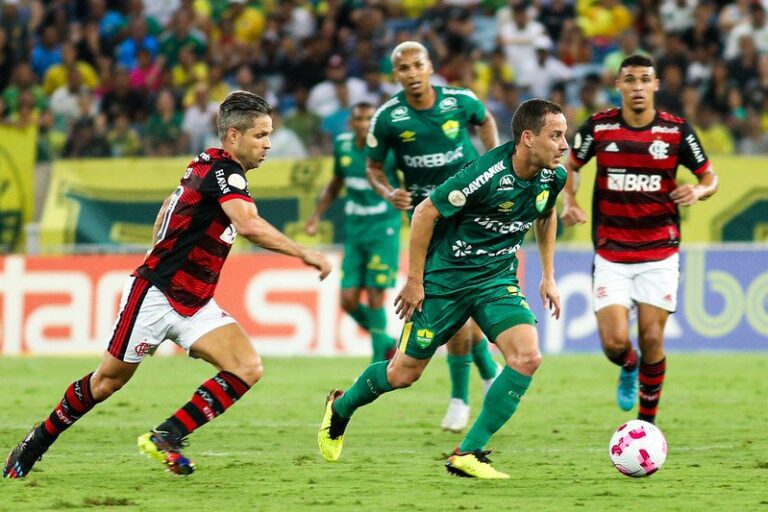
[397,283,536,359]
[341,229,400,289]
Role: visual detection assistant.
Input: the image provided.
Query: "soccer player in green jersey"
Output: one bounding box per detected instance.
[366,41,502,432]
[319,98,568,478]
[306,102,401,362]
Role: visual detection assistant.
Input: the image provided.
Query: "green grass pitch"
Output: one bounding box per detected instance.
[1,354,766,511]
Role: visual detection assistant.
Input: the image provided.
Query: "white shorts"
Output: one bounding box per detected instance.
[107,276,237,363]
[592,253,679,313]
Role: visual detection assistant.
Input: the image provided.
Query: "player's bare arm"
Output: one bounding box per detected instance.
[305,176,344,235]
[560,159,587,227]
[670,169,719,206]
[394,198,440,320]
[476,113,500,151]
[367,158,413,210]
[222,197,331,280]
[151,197,172,245]
[534,207,561,319]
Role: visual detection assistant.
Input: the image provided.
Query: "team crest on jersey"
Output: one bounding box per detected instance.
[448,190,467,207]
[648,140,669,159]
[507,285,519,295]
[498,174,515,190]
[415,328,434,348]
[340,155,352,167]
[442,120,459,139]
[227,173,247,190]
[535,190,550,212]
[399,130,416,142]
[439,97,458,112]
[498,200,514,212]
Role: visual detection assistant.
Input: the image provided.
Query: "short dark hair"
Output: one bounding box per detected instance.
[351,101,375,112]
[511,98,563,143]
[217,90,272,140]
[619,54,655,74]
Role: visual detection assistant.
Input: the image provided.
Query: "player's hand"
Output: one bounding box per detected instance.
[560,202,587,226]
[386,188,413,210]
[302,250,332,281]
[540,276,561,319]
[394,277,424,321]
[670,183,701,206]
[305,215,319,236]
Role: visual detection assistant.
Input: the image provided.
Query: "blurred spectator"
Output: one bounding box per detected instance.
[473,47,515,100]
[656,64,686,117]
[143,88,188,156]
[557,24,593,67]
[497,3,545,79]
[2,62,47,115]
[745,54,768,111]
[42,42,100,96]
[74,21,109,68]
[0,27,14,93]
[159,9,206,67]
[224,0,266,46]
[183,63,231,107]
[718,0,752,35]
[275,0,316,41]
[724,86,748,142]
[129,48,164,93]
[526,35,573,98]
[738,111,768,154]
[360,61,397,106]
[307,55,367,118]
[172,44,209,92]
[656,33,689,80]
[573,75,609,127]
[602,31,648,85]
[283,86,323,155]
[659,0,697,35]
[49,68,97,131]
[687,44,715,86]
[575,0,632,41]
[724,1,768,59]
[31,25,62,79]
[268,109,307,158]
[0,0,32,64]
[116,17,159,70]
[87,0,127,45]
[702,61,732,116]
[728,35,759,86]
[144,0,181,27]
[63,117,111,158]
[682,3,721,58]
[694,103,735,155]
[486,81,519,141]
[182,83,219,154]
[107,112,143,157]
[100,66,148,124]
[538,0,576,42]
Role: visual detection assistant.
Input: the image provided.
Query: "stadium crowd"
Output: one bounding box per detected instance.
[1,0,768,160]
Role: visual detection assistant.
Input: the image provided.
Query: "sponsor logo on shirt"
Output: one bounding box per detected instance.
[391,106,411,121]
[215,169,230,194]
[575,133,593,160]
[539,168,556,183]
[439,97,458,112]
[474,216,533,234]
[399,130,416,142]
[652,126,679,134]
[403,147,464,168]
[341,155,352,167]
[462,160,506,195]
[498,200,514,212]
[685,133,705,163]
[220,224,237,244]
[595,123,621,132]
[648,140,669,159]
[607,172,662,192]
[497,174,515,190]
[442,120,459,140]
[452,239,473,257]
[604,142,620,152]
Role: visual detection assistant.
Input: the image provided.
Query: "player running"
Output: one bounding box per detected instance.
[561,54,718,423]
[305,102,401,362]
[3,91,331,478]
[366,41,501,432]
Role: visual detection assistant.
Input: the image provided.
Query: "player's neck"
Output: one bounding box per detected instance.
[511,151,538,181]
[354,135,365,149]
[622,106,656,128]
[405,86,436,110]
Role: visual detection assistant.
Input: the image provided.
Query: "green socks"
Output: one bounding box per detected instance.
[459,366,532,452]
[347,304,371,331]
[472,338,498,380]
[447,354,473,404]
[368,307,395,362]
[333,361,393,419]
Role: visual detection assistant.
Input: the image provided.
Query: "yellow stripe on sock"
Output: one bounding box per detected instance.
[399,322,413,354]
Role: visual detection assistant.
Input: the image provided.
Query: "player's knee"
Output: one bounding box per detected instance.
[600,334,627,354]
[388,367,421,389]
[235,356,263,386]
[505,351,542,375]
[90,376,125,401]
[340,297,359,314]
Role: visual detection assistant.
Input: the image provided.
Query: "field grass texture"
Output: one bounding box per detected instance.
[1,354,766,511]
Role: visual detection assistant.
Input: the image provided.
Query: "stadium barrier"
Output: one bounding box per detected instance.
[33,156,768,255]
[1,246,765,356]
[0,124,37,253]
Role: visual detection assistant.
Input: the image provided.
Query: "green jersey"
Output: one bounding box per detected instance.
[333,132,400,237]
[427,141,567,294]
[366,85,487,206]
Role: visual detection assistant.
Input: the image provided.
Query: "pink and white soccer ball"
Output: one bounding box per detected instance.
[608,420,667,477]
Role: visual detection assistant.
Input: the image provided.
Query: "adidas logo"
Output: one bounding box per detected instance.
[605,142,620,152]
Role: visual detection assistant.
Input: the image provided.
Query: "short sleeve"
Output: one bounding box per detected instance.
[366,107,391,163]
[201,161,252,204]
[430,161,487,218]
[461,90,487,125]
[569,117,596,167]
[678,121,712,176]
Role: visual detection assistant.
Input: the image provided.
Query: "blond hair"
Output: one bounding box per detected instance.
[390,41,429,65]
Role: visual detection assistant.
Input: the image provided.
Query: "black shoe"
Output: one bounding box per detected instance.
[3,426,49,479]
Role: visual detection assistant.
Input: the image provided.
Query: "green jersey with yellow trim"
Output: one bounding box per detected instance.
[366,85,487,206]
[426,141,567,295]
[333,132,400,237]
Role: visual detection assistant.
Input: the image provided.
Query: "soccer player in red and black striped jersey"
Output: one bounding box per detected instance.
[561,55,718,424]
[3,91,332,479]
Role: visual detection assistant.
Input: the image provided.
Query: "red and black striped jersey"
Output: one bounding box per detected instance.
[569,108,711,263]
[133,148,252,316]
